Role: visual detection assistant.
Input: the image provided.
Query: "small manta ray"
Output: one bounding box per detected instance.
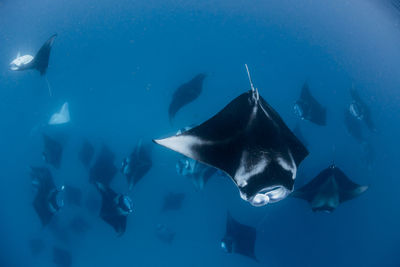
[221,212,257,261]
[30,167,64,226]
[155,223,175,244]
[121,139,152,190]
[95,182,133,235]
[176,156,217,190]
[42,134,63,169]
[294,83,327,126]
[161,192,185,212]
[344,107,364,142]
[154,65,308,206]
[53,247,72,267]
[79,139,95,168]
[89,145,117,186]
[348,87,376,132]
[49,102,70,125]
[10,34,57,75]
[168,73,206,122]
[291,164,368,212]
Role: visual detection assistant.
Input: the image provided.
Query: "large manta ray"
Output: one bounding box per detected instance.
[30,167,64,226]
[291,164,368,212]
[168,73,206,121]
[221,212,257,261]
[95,183,133,235]
[10,34,57,75]
[348,87,376,132]
[42,134,63,169]
[89,145,117,186]
[121,139,152,190]
[154,66,308,206]
[294,83,327,126]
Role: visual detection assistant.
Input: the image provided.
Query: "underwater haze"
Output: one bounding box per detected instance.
[1,0,400,266]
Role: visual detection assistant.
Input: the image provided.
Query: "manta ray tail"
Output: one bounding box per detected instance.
[245,64,259,100]
[45,76,53,97]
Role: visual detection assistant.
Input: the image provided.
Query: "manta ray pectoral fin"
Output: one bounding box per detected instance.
[153,135,212,163]
[340,185,368,203]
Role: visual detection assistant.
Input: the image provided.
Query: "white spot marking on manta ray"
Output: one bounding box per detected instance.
[276,150,297,180]
[234,151,270,187]
[49,102,70,125]
[10,54,33,70]
[154,135,213,159]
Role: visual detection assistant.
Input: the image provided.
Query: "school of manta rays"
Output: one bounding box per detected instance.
[12,34,375,265]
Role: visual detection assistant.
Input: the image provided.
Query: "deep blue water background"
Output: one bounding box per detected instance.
[1,0,400,266]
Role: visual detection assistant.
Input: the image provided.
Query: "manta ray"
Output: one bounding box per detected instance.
[294,83,327,126]
[49,102,70,125]
[169,73,206,122]
[120,139,152,190]
[154,65,308,206]
[291,164,368,212]
[221,212,257,261]
[30,167,64,226]
[42,134,63,169]
[95,183,133,235]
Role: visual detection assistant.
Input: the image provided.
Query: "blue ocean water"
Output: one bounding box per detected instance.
[1,0,400,266]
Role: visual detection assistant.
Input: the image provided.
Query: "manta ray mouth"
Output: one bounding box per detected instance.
[246,186,291,207]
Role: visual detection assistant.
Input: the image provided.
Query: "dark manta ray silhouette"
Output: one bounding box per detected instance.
[349,87,376,132]
[168,73,206,121]
[161,192,185,211]
[95,183,133,235]
[42,134,63,169]
[156,224,175,244]
[79,139,95,168]
[344,108,364,142]
[10,34,57,75]
[176,155,218,190]
[89,145,117,186]
[221,212,257,261]
[291,164,368,212]
[121,139,152,190]
[30,167,64,226]
[154,65,308,206]
[294,83,327,126]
